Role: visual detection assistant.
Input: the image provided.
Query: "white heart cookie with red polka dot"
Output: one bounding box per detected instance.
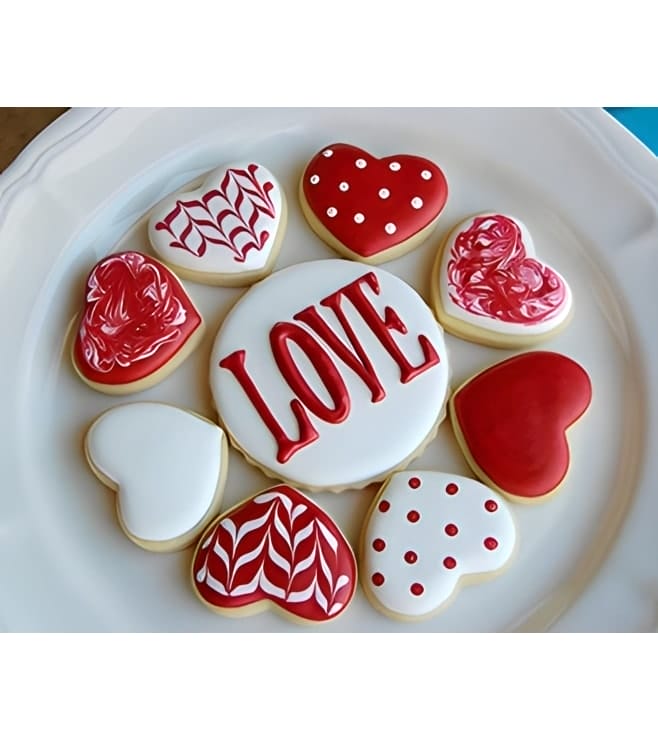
[299,143,448,264]
[361,471,516,621]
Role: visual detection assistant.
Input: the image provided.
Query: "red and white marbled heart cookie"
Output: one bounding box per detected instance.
[71,251,204,394]
[432,213,572,348]
[299,143,448,264]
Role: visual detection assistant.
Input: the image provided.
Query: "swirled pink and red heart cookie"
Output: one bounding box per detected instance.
[148,161,286,286]
[210,259,450,491]
[450,351,592,502]
[72,251,204,394]
[85,403,228,552]
[361,471,516,621]
[192,485,357,624]
[299,143,448,264]
[431,213,572,347]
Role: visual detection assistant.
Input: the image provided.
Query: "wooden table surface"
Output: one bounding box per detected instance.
[0,107,68,172]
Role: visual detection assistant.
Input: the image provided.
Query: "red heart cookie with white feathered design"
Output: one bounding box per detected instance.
[192,485,357,623]
[432,213,572,348]
[299,143,448,264]
[72,251,204,394]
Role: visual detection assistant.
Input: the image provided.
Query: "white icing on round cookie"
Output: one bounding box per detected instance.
[210,260,450,491]
[362,471,516,619]
[85,403,227,547]
[437,213,572,337]
[148,162,284,284]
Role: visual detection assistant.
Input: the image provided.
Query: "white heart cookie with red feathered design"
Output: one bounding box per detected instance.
[85,402,228,552]
[299,143,448,264]
[361,471,517,621]
[432,213,572,348]
[148,161,287,286]
[192,485,357,624]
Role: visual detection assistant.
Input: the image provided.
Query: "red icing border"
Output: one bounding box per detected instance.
[452,351,592,498]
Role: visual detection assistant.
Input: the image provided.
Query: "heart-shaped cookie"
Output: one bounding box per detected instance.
[432,213,572,347]
[72,251,204,394]
[85,403,228,552]
[192,485,357,623]
[450,352,592,501]
[148,162,286,286]
[361,471,516,621]
[299,143,448,264]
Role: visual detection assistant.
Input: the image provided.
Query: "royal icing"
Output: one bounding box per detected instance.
[148,162,284,282]
[362,472,516,619]
[210,260,450,490]
[86,403,226,545]
[451,351,592,499]
[438,214,572,336]
[192,485,356,622]
[301,143,448,260]
[73,251,202,386]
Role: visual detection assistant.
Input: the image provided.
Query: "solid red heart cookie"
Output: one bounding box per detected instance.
[300,143,448,264]
[450,351,592,501]
[192,485,357,623]
[72,251,203,394]
[432,213,572,348]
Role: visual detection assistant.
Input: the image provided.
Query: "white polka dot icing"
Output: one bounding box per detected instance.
[362,471,516,620]
[300,143,449,263]
[310,174,320,184]
[421,170,432,180]
[385,223,397,234]
[354,213,365,224]
[323,149,333,157]
[327,207,337,217]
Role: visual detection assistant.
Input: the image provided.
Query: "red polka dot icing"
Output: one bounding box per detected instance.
[408,477,421,489]
[372,538,386,552]
[446,483,459,495]
[362,471,516,620]
[301,143,448,261]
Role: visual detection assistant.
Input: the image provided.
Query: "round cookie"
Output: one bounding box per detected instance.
[299,143,448,264]
[209,259,450,491]
[192,484,357,624]
[449,351,592,502]
[361,471,516,621]
[148,161,287,287]
[431,213,572,348]
[85,402,228,552]
[72,251,204,394]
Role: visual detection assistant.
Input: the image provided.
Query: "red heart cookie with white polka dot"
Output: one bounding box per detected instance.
[299,143,448,264]
[361,471,516,621]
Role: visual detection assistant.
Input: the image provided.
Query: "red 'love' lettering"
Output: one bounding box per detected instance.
[219,272,440,463]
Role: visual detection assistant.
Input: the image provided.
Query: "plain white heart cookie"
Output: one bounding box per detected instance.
[85,402,228,552]
[148,161,287,287]
[361,471,517,620]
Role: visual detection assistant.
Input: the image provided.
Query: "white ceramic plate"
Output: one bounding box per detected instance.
[1,108,657,632]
